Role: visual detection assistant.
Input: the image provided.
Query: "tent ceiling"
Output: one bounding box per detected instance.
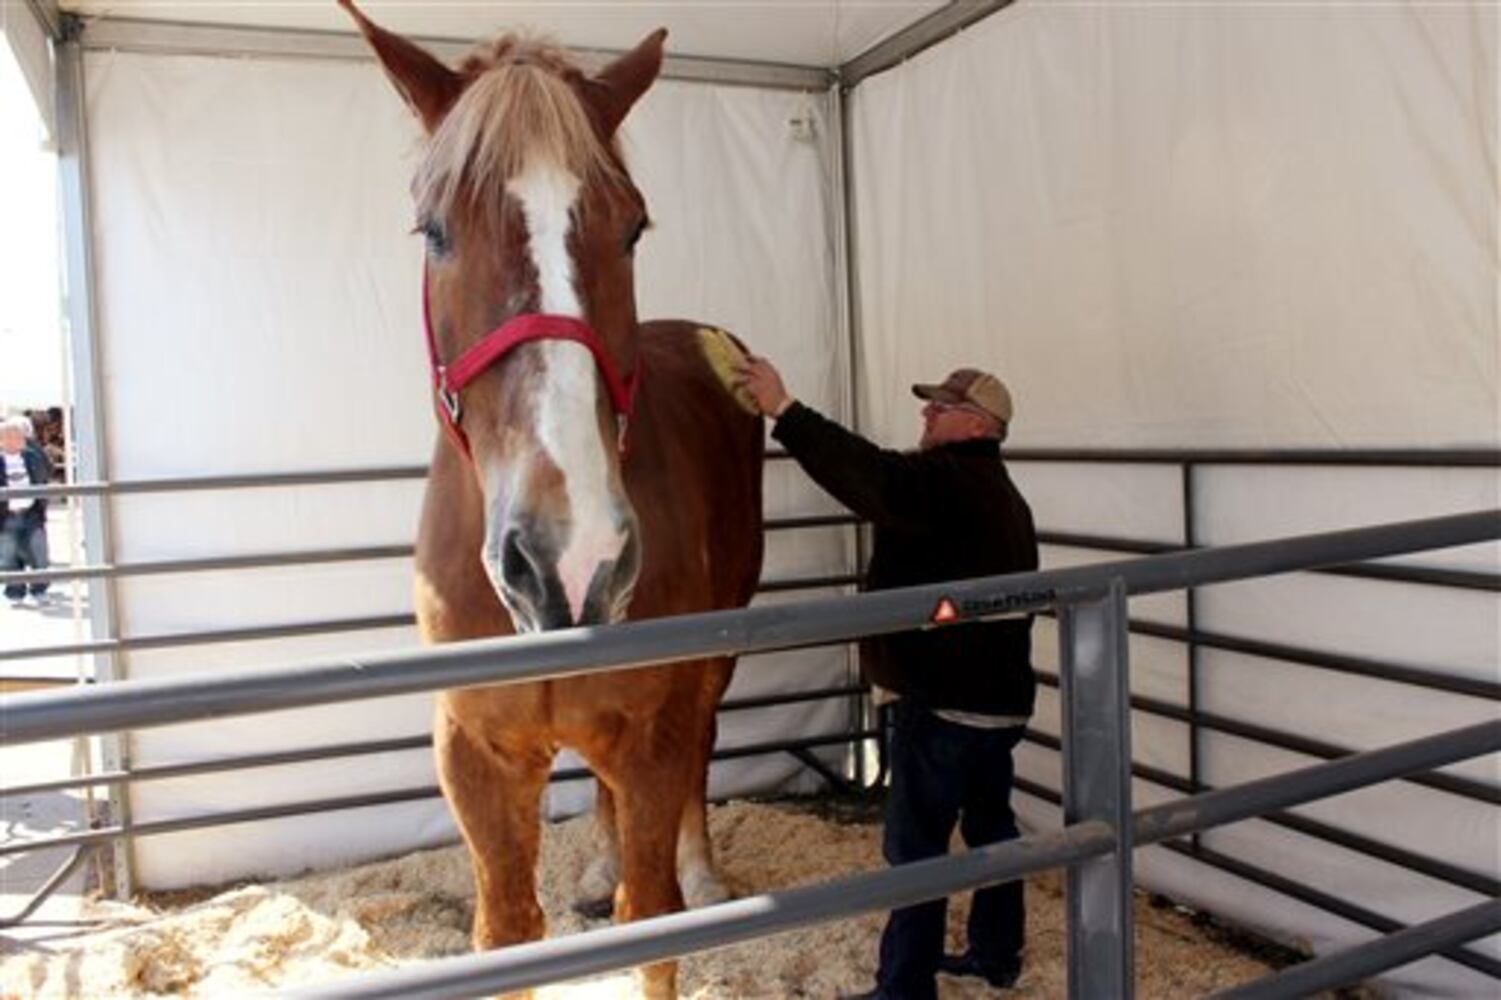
[58,0,946,68]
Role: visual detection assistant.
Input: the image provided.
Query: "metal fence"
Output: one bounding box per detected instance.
[1001,447,1501,984]
[0,450,870,911]
[3,507,1498,997]
[3,450,1498,981]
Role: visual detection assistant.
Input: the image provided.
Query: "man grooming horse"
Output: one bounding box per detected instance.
[737,358,1038,1000]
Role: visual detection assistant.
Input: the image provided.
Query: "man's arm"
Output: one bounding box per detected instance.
[772,402,941,528]
[735,356,940,528]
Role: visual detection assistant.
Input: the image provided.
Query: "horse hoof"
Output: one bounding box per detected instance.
[572,895,615,921]
[681,872,732,909]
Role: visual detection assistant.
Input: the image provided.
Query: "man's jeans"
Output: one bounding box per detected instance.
[1,513,49,598]
[877,700,1026,1000]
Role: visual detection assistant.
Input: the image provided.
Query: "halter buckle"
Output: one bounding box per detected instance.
[436,368,462,424]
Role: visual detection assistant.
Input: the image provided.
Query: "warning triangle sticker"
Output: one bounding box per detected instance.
[931,597,960,625]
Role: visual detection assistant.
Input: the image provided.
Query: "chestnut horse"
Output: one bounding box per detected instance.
[341,4,764,996]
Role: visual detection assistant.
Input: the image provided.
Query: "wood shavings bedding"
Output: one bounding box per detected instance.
[1,801,1280,998]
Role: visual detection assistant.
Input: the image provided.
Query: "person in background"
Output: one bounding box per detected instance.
[734,359,1039,1000]
[29,407,66,474]
[1,414,53,604]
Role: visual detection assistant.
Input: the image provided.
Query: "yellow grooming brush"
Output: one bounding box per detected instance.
[697,326,760,415]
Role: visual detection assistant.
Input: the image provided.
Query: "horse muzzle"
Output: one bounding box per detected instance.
[486,513,640,632]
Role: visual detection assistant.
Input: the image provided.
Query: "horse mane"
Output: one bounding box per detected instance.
[414,34,625,224]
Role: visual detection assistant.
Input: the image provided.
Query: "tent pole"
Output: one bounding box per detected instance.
[55,36,135,899]
[22,0,63,41]
[829,77,872,788]
[840,0,1018,87]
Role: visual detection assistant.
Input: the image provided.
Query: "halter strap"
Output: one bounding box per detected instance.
[423,270,640,457]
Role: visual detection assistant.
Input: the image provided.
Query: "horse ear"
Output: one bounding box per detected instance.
[339,0,464,132]
[589,28,667,135]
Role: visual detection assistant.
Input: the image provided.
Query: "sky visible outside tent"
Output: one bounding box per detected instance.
[0,44,63,410]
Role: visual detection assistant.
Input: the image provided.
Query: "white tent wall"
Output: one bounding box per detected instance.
[1,2,64,409]
[1,0,55,142]
[81,45,852,889]
[849,1,1498,452]
[847,2,1497,995]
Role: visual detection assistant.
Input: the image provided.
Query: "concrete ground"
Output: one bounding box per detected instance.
[1,506,106,948]
[0,741,102,946]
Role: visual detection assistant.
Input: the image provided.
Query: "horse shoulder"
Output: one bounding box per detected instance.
[631,320,765,608]
[415,435,514,643]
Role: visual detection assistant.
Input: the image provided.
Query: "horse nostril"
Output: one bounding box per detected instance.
[593,528,642,622]
[500,528,543,603]
[614,531,641,592]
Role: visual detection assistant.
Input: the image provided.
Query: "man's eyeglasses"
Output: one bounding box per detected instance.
[925,400,987,418]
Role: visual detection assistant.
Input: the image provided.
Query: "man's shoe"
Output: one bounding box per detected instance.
[937,951,1021,989]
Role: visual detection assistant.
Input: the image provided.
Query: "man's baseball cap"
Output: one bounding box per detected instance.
[912,368,1013,424]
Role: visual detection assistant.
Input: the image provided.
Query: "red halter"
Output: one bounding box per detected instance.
[423,271,640,457]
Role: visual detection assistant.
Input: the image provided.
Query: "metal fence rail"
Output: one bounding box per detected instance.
[1036,528,1500,592]
[4,511,1493,745]
[1009,773,1501,982]
[0,454,865,906]
[4,444,1491,505]
[1130,720,1500,845]
[0,506,848,588]
[1115,618,1499,701]
[6,480,1491,944]
[1004,447,1501,467]
[4,457,1496,996]
[0,451,799,503]
[0,730,883,858]
[2,510,1496,998]
[10,522,1491,599]
[275,718,1498,1000]
[289,821,1118,1000]
[1030,669,1498,805]
[1018,717,1500,899]
[0,684,869,801]
[1213,899,1501,1000]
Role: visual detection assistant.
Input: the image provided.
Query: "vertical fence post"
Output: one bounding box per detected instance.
[1059,577,1134,998]
[1183,460,1203,852]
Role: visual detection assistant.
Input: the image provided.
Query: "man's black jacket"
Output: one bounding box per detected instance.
[772,401,1037,717]
[2,442,52,525]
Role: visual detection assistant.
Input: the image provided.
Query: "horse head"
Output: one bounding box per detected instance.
[343,1,663,631]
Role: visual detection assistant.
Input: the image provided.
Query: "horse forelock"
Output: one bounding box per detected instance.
[414,35,625,225]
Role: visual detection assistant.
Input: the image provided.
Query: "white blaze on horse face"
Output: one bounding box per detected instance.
[505,161,629,624]
[507,162,583,318]
[535,339,628,622]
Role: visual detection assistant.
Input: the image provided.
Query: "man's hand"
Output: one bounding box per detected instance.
[733,355,795,419]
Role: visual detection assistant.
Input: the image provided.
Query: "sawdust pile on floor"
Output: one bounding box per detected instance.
[1,801,1276,998]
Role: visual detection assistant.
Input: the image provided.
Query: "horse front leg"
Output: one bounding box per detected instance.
[573,781,620,919]
[676,775,725,908]
[434,701,551,979]
[583,660,731,917]
[678,657,733,908]
[589,738,694,1000]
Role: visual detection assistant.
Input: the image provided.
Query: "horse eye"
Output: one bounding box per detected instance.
[417,218,450,257]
